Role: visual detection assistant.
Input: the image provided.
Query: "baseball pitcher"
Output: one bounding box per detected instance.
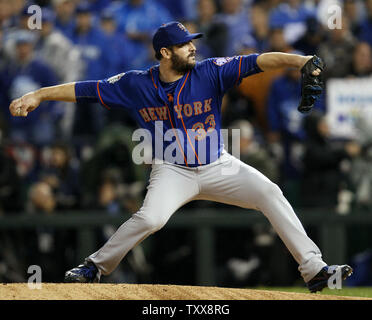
[9,22,352,292]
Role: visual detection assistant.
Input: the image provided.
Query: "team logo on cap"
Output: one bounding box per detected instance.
[177,23,187,33]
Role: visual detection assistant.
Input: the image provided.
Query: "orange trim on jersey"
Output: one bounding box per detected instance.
[96,81,111,110]
[150,68,158,89]
[176,72,202,166]
[235,56,243,85]
[151,67,187,165]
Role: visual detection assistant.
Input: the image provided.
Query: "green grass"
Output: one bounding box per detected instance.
[256,286,372,298]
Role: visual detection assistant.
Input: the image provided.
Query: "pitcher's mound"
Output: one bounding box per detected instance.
[0,283,368,300]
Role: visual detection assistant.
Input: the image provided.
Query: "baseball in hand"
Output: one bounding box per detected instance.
[9,92,40,117]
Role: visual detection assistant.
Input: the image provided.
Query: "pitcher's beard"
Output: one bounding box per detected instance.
[171,53,196,74]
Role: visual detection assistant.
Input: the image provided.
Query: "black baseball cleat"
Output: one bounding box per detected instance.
[64,261,100,283]
[306,264,353,293]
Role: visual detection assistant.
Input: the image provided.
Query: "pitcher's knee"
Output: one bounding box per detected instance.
[138,212,168,233]
[257,181,283,202]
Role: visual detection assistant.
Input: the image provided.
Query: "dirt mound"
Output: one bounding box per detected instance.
[0,283,369,300]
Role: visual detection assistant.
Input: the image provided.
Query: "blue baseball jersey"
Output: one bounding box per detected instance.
[75,54,263,167]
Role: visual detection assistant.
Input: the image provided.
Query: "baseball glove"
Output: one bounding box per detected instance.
[297,55,325,114]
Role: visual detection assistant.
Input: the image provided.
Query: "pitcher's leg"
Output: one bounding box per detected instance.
[249,182,326,282]
[199,155,326,282]
[86,163,199,277]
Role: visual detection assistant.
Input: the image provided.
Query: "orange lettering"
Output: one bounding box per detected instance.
[174,105,183,118]
[204,98,212,112]
[183,104,192,117]
[148,107,158,121]
[155,106,168,120]
[205,114,216,132]
[139,108,151,122]
[192,122,206,141]
[193,101,203,115]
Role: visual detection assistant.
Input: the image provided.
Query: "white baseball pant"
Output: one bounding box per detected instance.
[87,150,327,282]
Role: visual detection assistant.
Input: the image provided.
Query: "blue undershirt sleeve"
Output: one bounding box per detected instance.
[75,81,99,104]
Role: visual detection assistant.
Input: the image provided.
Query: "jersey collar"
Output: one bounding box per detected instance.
[150,65,190,106]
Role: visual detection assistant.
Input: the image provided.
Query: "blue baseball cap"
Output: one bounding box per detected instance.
[152,21,203,53]
[41,8,56,23]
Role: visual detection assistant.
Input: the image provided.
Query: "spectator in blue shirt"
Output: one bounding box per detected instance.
[2,5,41,57]
[69,3,109,80]
[113,0,173,37]
[98,9,140,127]
[69,3,112,138]
[34,7,84,140]
[109,0,173,69]
[2,30,61,146]
[267,68,306,144]
[214,0,252,56]
[269,0,315,45]
[34,7,83,83]
[52,0,77,39]
[99,10,136,76]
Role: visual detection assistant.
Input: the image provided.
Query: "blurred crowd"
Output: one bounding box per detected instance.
[1,0,372,286]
